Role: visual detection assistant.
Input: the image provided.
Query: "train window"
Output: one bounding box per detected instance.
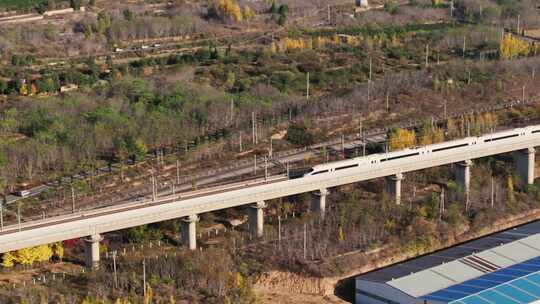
[385,152,420,161]
[336,164,358,171]
[432,143,469,152]
[532,130,540,134]
[484,134,519,142]
[312,170,329,175]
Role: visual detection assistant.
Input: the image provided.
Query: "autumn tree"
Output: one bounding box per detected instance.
[388,128,416,151]
[215,0,243,22]
[0,243,64,267]
[500,33,531,60]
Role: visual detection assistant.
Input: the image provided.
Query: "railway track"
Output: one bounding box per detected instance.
[0,175,288,235]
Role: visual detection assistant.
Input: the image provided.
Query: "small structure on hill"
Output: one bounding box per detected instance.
[356,0,369,8]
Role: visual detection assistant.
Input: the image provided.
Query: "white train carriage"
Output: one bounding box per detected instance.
[303,124,540,179]
[480,127,525,143]
[304,157,367,176]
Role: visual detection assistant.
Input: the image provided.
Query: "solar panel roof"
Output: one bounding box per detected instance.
[422,257,540,303]
[359,220,540,283]
[447,270,540,304]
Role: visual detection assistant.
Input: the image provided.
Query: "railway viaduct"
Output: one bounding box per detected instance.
[0,127,539,269]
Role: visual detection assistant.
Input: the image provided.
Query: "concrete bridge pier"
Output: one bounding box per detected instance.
[84,234,102,269]
[181,214,199,250]
[514,147,535,185]
[311,188,329,218]
[386,173,403,205]
[455,159,472,195]
[249,201,266,238]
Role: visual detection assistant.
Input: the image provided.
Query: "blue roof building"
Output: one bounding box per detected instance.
[355,221,540,304]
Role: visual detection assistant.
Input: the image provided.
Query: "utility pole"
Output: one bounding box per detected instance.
[369,57,372,81]
[239,131,243,152]
[306,72,310,99]
[278,215,282,244]
[255,115,258,145]
[491,176,495,208]
[230,99,234,125]
[386,92,390,112]
[176,159,180,184]
[425,44,429,67]
[367,80,370,101]
[522,85,526,101]
[532,68,536,80]
[152,175,156,201]
[269,137,273,158]
[252,112,256,144]
[363,142,366,156]
[0,202,3,231]
[303,223,307,260]
[112,250,118,289]
[254,155,257,175]
[142,259,146,298]
[327,4,330,24]
[341,134,345,158]
[462,36,466,58]
[439,188,445,220]
[71,185,75,213]
[17,203,21,232]
[517,14,520,34]
[450,0,454,17]
[444,100,447,120]
[264,156,268,181]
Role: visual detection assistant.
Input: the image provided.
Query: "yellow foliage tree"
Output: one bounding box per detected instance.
[482,112,497,131]
[1,243,61,268]
[345,35,359,46]
[507,175,515,204]
[19,83,29,96]
[388,128,416,151]
[217,0,243,22]
[432,128,444,143]
[500,33,531,60]
[312,36,330,49]
[269,42,278,53]
[16,247,36,266]
[419,123,445,146]
[279,37,308,52]
[34,244,53,263]
[1,252,15,268]
[242,6,255,20]
[446,117,458,138]
[144,284,153,304]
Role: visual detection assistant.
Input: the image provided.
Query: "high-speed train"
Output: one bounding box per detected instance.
[304,125,540,177]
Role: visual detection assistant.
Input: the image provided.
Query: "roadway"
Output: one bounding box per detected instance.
[0,125,538,253]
